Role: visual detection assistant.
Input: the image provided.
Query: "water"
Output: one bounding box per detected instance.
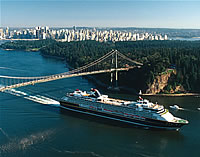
[0,46,200,157]
[169,37,200,41]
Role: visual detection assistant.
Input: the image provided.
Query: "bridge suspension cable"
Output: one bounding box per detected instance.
[117,51,143,66]
[0,50,115,79]
[0,50,143,92]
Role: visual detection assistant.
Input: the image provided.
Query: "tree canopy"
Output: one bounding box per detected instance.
[1,39,200,93]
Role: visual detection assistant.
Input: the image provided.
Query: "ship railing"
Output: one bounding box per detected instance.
[68,96,155,119]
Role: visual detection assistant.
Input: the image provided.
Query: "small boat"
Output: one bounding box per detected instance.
[197,108,200,111]
[170,105,180,110]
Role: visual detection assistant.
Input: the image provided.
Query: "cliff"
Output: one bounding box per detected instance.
[145,69,185,94]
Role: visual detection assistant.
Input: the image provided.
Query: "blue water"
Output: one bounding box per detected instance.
[0,45,200,157]
[169,37,200,41]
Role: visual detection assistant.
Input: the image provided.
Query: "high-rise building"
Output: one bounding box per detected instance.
[45,26,49,33]
[164,35,168,40]
[0,29,4,38]
[155,35,159,40]
[6,27,9,36]
[42,32,46,39]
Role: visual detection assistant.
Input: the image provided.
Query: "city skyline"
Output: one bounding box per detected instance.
[1,0,200,29]
[0,26,169,41]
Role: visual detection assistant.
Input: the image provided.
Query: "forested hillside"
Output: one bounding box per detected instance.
[1,40,200,93]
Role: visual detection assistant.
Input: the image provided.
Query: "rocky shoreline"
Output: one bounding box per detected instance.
[141,93,200,97]
[2,45,199,97]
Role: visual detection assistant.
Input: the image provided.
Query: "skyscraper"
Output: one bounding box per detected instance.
[0,29,4,39]
[6,27,9,37]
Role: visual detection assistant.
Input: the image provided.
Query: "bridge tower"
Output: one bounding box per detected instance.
[108,50,120,91]
[0,49,143,92]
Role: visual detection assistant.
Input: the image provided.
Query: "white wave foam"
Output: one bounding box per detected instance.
[3,88,60,107]
[178,107,184,110]
[51,147,103,157]
[0,67,27,72]
[0,129,54,153]
[0,128,10,140]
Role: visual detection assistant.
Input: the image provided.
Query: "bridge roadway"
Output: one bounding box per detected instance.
[0,67,133,92]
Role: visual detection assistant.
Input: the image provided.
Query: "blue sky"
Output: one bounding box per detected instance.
[1,0,200,28]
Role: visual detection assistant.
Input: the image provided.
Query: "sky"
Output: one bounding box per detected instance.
[1,0,200,29]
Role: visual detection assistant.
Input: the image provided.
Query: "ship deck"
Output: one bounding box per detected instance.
[97,97,131,106]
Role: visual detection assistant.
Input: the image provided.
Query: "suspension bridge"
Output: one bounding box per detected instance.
[0,50,143,92]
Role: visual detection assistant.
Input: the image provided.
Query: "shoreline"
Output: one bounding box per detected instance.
[1,48,40,52]
[4,49,15,51]
[192,37,200,39]
[33,54,200,97]
[1,45,200,97]
[141,93,200,97]
[0,39,40,41]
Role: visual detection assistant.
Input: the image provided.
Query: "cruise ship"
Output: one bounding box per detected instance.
[60,88,189,130]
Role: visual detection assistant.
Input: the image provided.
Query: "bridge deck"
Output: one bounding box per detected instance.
[0,67,133,92]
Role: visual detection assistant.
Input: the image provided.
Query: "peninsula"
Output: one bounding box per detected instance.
[1,39,200,96]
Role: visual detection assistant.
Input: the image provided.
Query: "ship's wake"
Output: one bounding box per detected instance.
[1,85,60,108]
[179,107,200,112]
[169,105,200,112]
[0,128,10,140]
[51,147,104,157]
[179,108,193,111]
[0,129,55,154]
[0,66,27,72]
[177,107,184,110]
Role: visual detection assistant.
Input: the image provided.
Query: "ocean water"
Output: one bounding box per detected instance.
[0,46,200,157]
[169,37,200,41]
